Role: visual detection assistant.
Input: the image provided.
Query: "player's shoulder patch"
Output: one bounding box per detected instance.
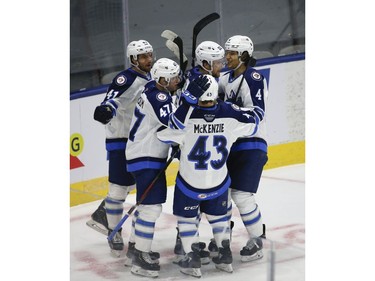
[250,71,262,81]
[156,92,168,102]
[115,74,127,86]
[231,104,241,111]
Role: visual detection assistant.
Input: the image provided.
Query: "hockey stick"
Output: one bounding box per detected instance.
[107,149,179,241]
[191,12,220,68]
[165,40,188,69]
[161,30,188,73]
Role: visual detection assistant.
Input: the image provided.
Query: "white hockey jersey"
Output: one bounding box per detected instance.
[157,100,259,199]
[126,81,176,172]
[219,67,268,152]
[100,68,151,141]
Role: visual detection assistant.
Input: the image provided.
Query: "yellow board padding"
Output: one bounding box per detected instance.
[70,140,305,207]
[265,140,305,169]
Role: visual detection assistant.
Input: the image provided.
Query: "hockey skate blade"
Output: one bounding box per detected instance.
[215,263,233,273]
[180,268,202,278]
[124,257,132,267]
[86,219,108,236]
[131,265,158,278]
[240,250,264,262]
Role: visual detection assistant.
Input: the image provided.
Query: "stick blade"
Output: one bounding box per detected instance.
[165,40,180,58]
[161,29,178,41]
[193,12,220,33]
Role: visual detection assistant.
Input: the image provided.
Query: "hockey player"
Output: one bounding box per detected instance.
[125,60,213,278]
[217,35,268,262]
[175,40,225,106]
[172,40,225,263]
[124,58,181,278]
[157,74,263,277]
[86,40,153,256]
[187,40,225,81]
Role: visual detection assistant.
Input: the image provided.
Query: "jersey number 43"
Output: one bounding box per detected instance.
[188,135,228,170]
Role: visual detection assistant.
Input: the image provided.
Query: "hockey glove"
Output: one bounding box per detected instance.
[93,105,114,125]
[186,75,210,98]
[181,75,210,105]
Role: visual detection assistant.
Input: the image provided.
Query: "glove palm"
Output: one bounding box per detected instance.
[181,75,210,105]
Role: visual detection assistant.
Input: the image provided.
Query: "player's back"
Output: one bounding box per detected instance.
[160,100,258,190]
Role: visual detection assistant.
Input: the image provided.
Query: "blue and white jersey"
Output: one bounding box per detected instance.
[126,80,176,172]
[100,68,151,143]
[157,100,259,197]
[218,67,268,152]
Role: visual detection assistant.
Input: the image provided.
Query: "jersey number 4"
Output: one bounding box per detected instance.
[188,135,228,170]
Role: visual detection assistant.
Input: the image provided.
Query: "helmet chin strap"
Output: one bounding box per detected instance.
[201,62,213,76]
[233,59,244,71]
[130,56,148,75]
[156,79,170,91]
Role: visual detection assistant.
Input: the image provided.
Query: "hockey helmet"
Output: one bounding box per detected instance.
[126,40,153,60]
[195,41,225,67]
[225,35,254,57]
[151,58,180,83]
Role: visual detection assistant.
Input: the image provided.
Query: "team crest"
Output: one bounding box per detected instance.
[251,71,261,81]
[156,93,168,102]
[116,75,127,85]
[203,114,215,122]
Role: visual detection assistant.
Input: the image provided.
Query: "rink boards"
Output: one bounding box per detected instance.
[70,54,305,206]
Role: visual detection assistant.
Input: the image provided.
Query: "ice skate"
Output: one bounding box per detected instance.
[173,228,210,264]
[212,239,233,273]
[107,228,124,257]
[198,242,210,265]
[131,248,160,278]
[240,237,264,262]
[86,200,109,235]
[124,242,160,267]
[178,243,202,278]
[208,238,219,258]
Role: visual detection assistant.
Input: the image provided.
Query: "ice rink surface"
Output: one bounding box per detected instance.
[70,164,305,280]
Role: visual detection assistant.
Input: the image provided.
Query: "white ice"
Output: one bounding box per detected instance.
[70,164,305,280]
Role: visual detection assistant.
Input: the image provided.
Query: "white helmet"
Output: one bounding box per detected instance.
[199,74,218,102]
[225,35,254,57]
[195,41,225,67]
[126,40,153,60]
[151,58,180,83]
